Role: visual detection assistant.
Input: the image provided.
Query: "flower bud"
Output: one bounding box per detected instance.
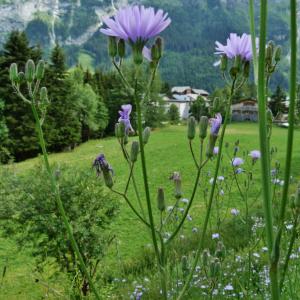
[290,195,296,210]
[143,127,151,144]
[274,46,281,62]
[157,187,165,212]
[17,72,25,84]
[187,116,196,140]
[181,256,189,277]
[210,258,220,277]
[25,59,35,83]
[103,172,114,188]
[202,249,210,267]
[9,63,18,82]
[108,36,118,58]
[115,122,126,139]
[206,134,218,158]
[132,43,144,65]
[155,37,163,59]
[124,134,129,145]
[170,172,182,199]
[130,141,139,163]
[151,44,160,62]
[36,60,45,80]
[220,55,227,72]
[199,116,208,139]
[243,61,250,78]
[40,87,48,102]
[118,39,126,58]
[230,66,239,78]
[215,241,226,260]
[266,43,274,65]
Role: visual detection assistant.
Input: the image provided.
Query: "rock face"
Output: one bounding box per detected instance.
[0,0,128,46]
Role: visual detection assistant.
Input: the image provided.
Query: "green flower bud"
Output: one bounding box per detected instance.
[220,55,227,72]
[155,37,163,59]
[266,43,274,65]
[130,141,139,163]
[181,256,189,277]
[170,172,182,199]
[40,87,48,102]
[157,187,165,212]
[115,122,126,139]
[233,55,242,71]
[206,134,218,158]
[230,66,239,78]
[16,72,25,84]
[132,43,144,65]
[25,59,35,83]
[290,195,296,210]
[9,63,18,82]
[202,249,210,267]
[36,60,45,80]
[187,116,196,140]
[199,116,208,139]
[210,258,220,277]
[215,241,226,260]
[143,127,151,144]
[274,46,281,62]
[243,61,250,78]
[103,171,114,189]
[108,36,118,58]
[124,134,129,145]
[118,39,126,58]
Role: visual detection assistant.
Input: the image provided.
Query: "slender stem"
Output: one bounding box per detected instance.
[279,214,299,291]
[274,0,298,284]
[257,1,279,298]
[177,79,236,300]
[249,0,258,84]
[30,103,101,300]
[189,140,200,169]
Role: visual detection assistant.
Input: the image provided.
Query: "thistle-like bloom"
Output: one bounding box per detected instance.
[93,154,114,177]
[232,157,244,167]
[101,5,171,43]
[210,113,222,135]
[249,150,261,160]
[119,104,133,133]
[215,33,253,61]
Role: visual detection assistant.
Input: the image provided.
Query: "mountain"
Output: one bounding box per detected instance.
[0,0,295,91]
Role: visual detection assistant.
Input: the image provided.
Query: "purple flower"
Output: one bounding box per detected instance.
[210,113,222,135]
[93,154,114,176]
[213,146,219,155]
[215,33,253,61]
[231,208,240,216]
[235,167,244,174]
[232,157,244,167]
[249,150,261,160]
[119,104,133,133]
[100,5,171,43]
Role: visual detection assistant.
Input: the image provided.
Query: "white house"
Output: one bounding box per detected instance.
[164,86,209,119]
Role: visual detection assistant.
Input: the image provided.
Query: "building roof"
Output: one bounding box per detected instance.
[171,86,192,94]
[191,88,209,96]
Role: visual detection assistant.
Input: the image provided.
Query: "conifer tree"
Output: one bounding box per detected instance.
[44,44,81,151]
[0,31,41,160]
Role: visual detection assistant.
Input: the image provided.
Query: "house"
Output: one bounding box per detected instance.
[164,86,209,119]
[231,99,258,122]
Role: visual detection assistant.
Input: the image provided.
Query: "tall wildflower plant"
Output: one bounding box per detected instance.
[250,0,298,299]
[9,60,101,300]
[99,5,252,299]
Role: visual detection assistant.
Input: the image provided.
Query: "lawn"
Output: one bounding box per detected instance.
[1,123,300,299]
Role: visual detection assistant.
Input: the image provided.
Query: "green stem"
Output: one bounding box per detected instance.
[249,0,258,84]
[279,214,298,292]
[273,0,297,283]
[257,1,279,298]
[177,78,236,300]
[30,103,101,300]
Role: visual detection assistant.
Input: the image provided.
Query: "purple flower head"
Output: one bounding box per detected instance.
[210,113,222,135]
[235,168,244,174]
[249,150,261,160]
[101,5,171,44]
[119,104,133,133]
[215,33,253,61]
[93,154,114,177]
[232,157,244,167]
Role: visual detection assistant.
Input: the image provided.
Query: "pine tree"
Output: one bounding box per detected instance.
[168,104,180,124]
[0,31,42,161]
[0,99,10,163]
[189,96,209,121]
[44,44,81,151]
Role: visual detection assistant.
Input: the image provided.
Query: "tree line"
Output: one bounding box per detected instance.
[0,31,166,163]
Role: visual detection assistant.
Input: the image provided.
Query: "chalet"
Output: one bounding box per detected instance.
[231,99,258,122]
[164,86,209,119]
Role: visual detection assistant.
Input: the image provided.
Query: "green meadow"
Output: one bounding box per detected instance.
[1,123,300,299]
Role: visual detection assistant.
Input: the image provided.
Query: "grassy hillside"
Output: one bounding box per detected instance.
[1,123,300,298]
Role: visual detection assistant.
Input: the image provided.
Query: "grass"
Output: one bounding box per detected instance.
[1,123,300,298]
